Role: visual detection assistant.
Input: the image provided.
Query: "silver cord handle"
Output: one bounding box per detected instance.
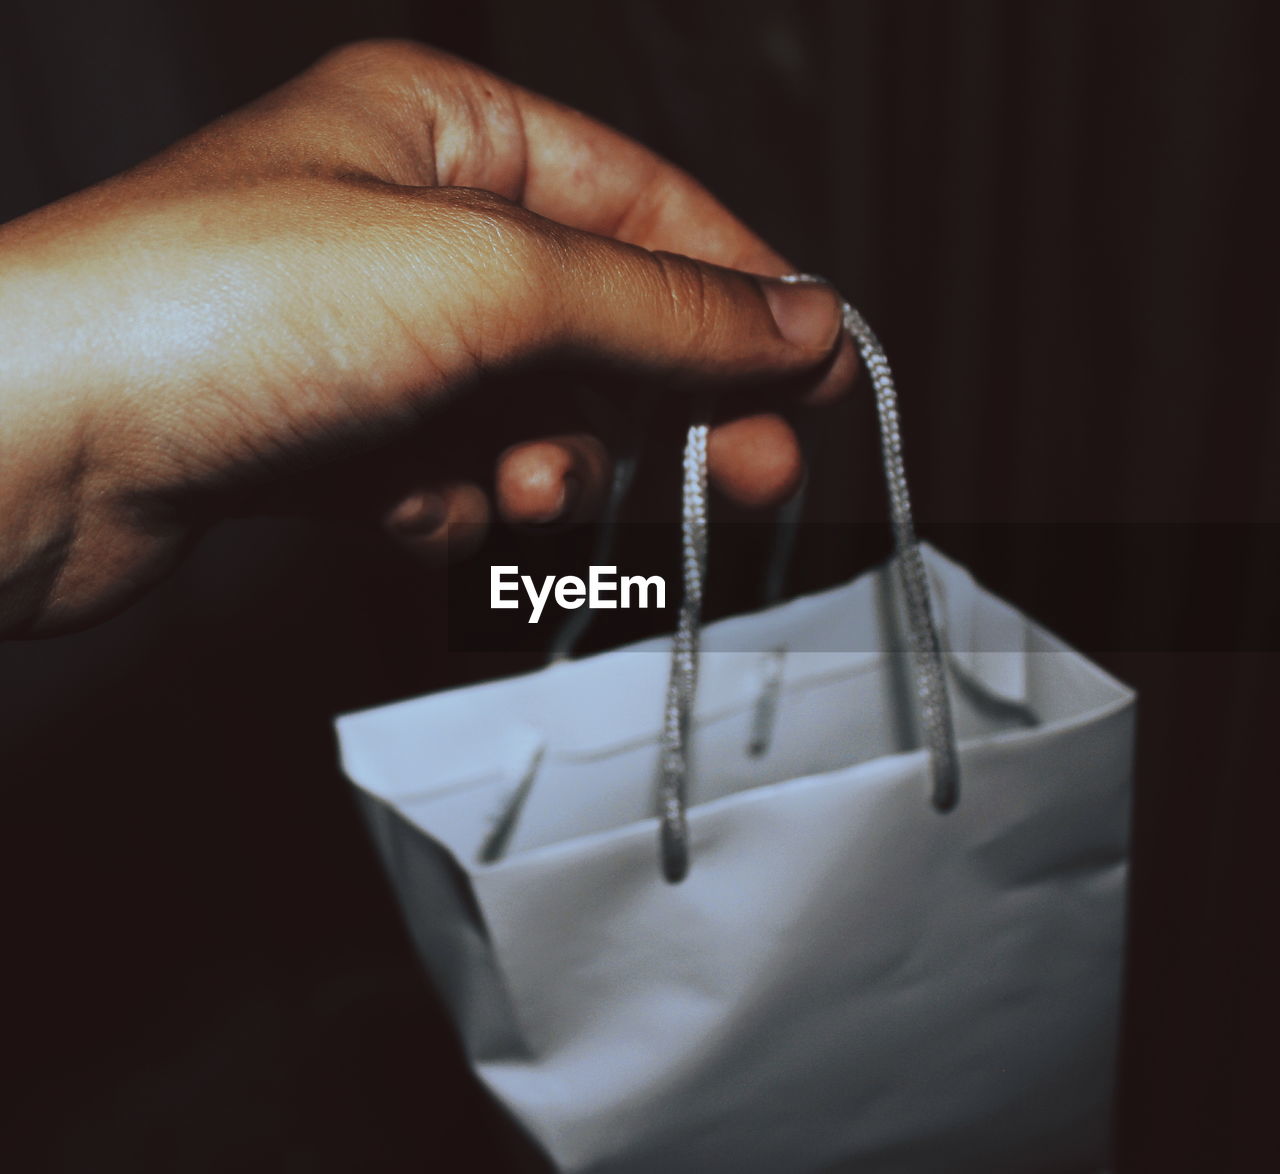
[656,286,960,884]
[656,412,710,883]
[844,297,959,811]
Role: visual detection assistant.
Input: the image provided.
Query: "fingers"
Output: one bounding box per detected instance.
[426,192,846,386]
[382,481,490,564]
[271,40,789,275]
[406,47,794,275]
[369,192,850,545]
[482,90,789,274]
[381,408,806,564]
[492,417,805,522]
[581,250,842,382]
[494,434,611,526]
[378,436,609,562]
[222,39,812,281]
[706,414,804,510]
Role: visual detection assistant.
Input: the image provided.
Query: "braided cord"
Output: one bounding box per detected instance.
[841,299,960,811]
[656,286,959,883]
[657,416,710,883]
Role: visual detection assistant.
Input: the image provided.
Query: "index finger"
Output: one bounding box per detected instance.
[419,52,791,275]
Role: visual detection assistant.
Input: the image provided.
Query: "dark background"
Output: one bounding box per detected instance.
[2,1,1277,1170]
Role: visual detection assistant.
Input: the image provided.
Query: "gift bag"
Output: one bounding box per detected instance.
[336,299,1135,1174]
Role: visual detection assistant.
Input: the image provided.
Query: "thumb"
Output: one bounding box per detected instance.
[553,241,845,388]
[425,189,845,392]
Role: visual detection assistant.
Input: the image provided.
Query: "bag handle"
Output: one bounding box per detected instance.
[545,397,803,663]
[479,395,806,867]
[657,283,960,883]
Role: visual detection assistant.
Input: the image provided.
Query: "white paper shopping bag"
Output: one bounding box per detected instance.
[336,299,1135,1173]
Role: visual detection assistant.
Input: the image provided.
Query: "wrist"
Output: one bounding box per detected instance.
[0,244,116,635]
[0,456,79,637]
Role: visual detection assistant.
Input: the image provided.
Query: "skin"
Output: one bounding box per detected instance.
[0,40,857,638]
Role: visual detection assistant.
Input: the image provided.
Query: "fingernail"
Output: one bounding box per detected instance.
[529,474,580,526]
[762,276,842,353]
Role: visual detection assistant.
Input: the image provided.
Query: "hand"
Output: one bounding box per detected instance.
[0,40,855,637]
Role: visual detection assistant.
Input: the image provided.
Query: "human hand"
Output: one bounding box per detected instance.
[0,40,855,636]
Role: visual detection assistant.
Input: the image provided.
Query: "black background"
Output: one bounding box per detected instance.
[1,2,1277,1170]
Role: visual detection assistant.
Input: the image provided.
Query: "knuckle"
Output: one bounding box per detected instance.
[649,251,716,353]
[314,38,438,85]
[443,190,550,268]
[426,190,563,354]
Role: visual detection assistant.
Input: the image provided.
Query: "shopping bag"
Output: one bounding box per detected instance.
[335,299,1135,1173]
